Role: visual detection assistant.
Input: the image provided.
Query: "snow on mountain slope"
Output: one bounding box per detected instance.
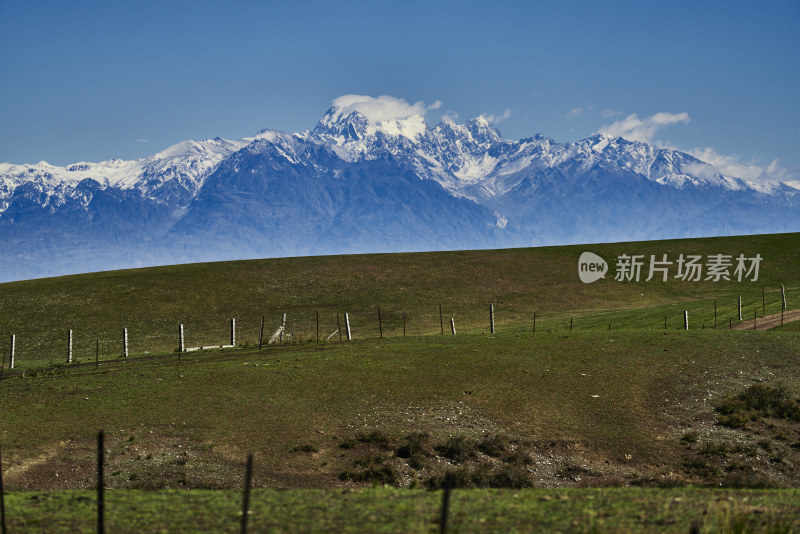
[307,102,798,205]
[6,99,788,219]
[1,99,798,282]
[0,137,246,215]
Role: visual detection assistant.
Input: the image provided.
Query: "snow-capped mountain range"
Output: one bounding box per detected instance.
[1,104,798,282]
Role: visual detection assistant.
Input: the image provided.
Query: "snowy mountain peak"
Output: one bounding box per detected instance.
[1,96,800,283]
[464,116,503,144]
[313,108,370,140]
[313,96,430,142]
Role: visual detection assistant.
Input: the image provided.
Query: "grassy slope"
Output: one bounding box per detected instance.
[2,232,800,527]
[0,232,797,369]
[3,324,800,492]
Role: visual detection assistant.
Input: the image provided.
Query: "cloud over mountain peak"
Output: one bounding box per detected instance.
[327,95,442,140]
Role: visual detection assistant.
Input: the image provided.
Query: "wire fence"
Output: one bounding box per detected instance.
[0,434,454,534]
[0,286,797,374]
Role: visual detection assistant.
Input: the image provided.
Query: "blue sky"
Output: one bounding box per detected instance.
[1,0,798,181]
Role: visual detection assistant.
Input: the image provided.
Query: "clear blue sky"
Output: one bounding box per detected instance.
[1,0,798,179]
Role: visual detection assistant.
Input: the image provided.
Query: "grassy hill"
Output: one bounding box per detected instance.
[2,233,800,530]
[1,232,797,369]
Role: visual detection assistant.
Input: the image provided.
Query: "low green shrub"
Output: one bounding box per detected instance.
[716,384,800,429]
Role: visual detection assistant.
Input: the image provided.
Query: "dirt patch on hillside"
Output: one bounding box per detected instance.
[732,309,800,330]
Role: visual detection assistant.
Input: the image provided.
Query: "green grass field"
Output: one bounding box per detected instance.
[1,232,799,531]
[6,487,800,533]
[1,232,797,370]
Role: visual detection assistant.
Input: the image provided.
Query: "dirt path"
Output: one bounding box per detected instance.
[731,308,800,330]
[3,441,69,482]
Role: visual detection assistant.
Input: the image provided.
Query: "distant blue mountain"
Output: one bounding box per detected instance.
[0,106,797,281]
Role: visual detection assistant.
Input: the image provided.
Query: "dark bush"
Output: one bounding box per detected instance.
[435,436,477,463]
[489,465,534,488]
[407,454,428,470]
[426,465,487,489]
[680,431,699,443]
[339,454,399,485]
[698,441,730,457]
[289,444,317,453]
[502,450,533,466]
[716,384,800,428]
[718,412,750,429]
[339,438,358,449]
[396,432,431,459]
[477,434,511,457]
[355,430,391,447]
[722,471,779,489]
[426,463,533,489]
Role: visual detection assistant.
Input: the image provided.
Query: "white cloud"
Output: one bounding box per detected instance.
[601,109,623,118]
[332,94,440,123]
[134,139,149,143]
[566,108,584,120]
[688,146,798,183]
[597,109,798,184]
[330,94,443,140]
[597,112,690,143]
[482,108,511,124]
[687,147,761,180]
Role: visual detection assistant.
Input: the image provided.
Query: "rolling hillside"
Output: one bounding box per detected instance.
[1,232,798,370]
[0,233,799,530]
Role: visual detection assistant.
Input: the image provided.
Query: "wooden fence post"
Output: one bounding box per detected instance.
[97,430,105,534]
[241,454,253,534]
[259,316,265,350]
[450,318,456,335]
[337,314,342,342]
[489,304,495,334]
[738,295,742,321]
[684,311,689,330]
[344,313,352,341]
[67,329,73,364]
[179,324,185,353]
[9,335,14,370]
[664,316,667,330]
[439,472,452,534]
[377,306,383,339]
[230,318,236,346]
[569,317,573,331]
[280,314,287,343]
[0,442,6,534]
[123,328,129,358]
[439,305,444,335]
[781,284,787,311]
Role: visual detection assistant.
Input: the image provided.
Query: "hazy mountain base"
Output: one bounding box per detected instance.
[2,108,799,282]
